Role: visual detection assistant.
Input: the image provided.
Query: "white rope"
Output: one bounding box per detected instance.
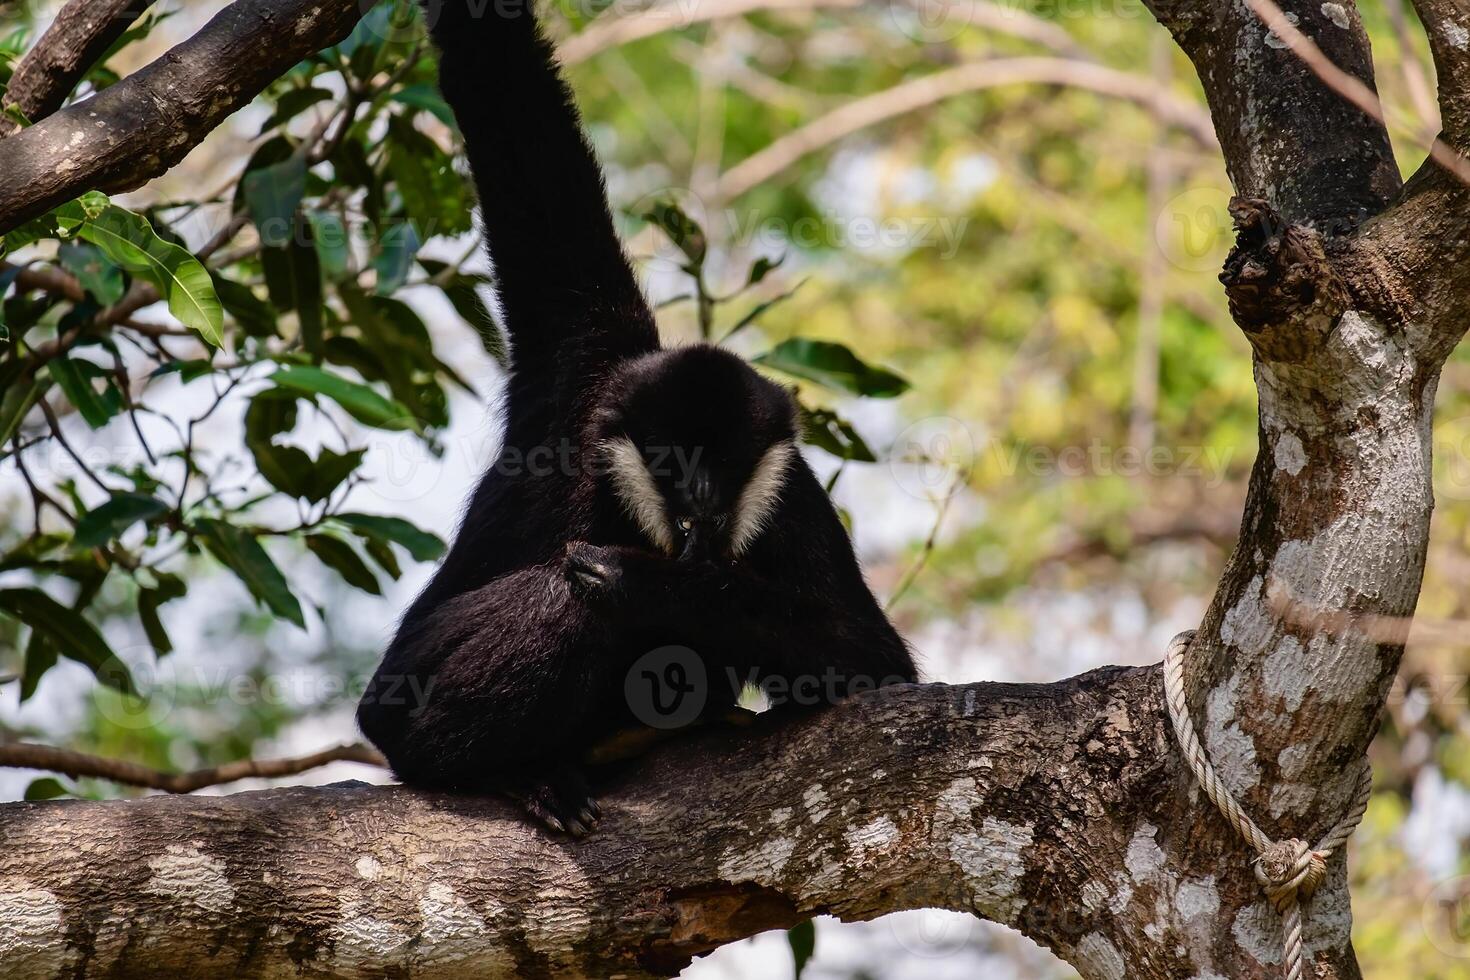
[1162,630,1372,980]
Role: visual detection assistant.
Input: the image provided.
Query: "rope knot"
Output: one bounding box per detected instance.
[1163,631,1373,980]
[1254,838,1326,912]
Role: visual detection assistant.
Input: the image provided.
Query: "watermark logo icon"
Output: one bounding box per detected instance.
[888,0,976,43]
[1424,875,1470,958]
[1155,185,1234,273]
[889,415,977,500]
[625,646,706,729]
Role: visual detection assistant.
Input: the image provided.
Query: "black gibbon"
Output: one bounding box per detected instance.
[357,0,917,835]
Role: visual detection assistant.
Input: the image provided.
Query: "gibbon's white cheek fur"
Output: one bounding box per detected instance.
[603,436,675,554]
[730,442,795,555]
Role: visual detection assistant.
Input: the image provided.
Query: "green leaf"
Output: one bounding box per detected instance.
[260,215,323,354]
[243,392,312,499]
[253,443,315,499]
[245,388,299,442]
[148,359,216,383]
[243,154,308,248]
[0,588,136,695]
[641,200,707,267]
[373,222,420,295]
[753,338,910,398]
[0,376,45,445]
[0,213,58,256]
[747,254,783,286]
[788,919,816,979]
[338,286,458,423]
[24,777,71,801]
[59,243,124,304]
[419,259,505,367]
[73,493,168,549]
[211,273,277,338]
[305,448,365,503]
[19,633,56,702]
[333,512,445,562]
[244,394,363,503]
[359,535,402,580]
[47,356,120,429]
[306,210,352,280]
[386,121,439,227]
[49,191,110,237]
[305,534,382,595]
[391,83,457,129]
[193,518,305,628]
[800,405,877,462]
[268,365,416,430]
[76,205,222,346]
[136,572,185,658]
[137,590,174,656]
[259,86,333,135]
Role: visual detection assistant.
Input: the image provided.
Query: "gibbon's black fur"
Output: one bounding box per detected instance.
[357,0,917,834]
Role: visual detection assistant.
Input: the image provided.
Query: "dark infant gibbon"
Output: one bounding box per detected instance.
[357,0,917,835]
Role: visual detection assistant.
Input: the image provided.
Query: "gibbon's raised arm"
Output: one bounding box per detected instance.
[423,0,658,379]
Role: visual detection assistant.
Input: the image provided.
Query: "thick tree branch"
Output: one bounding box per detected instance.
[1144,0,1400,223]
[0,0,153,138]
[1246,0,1470,185]
[0,0,365,236]
[0,673,1359,979]
[0,741,384,794]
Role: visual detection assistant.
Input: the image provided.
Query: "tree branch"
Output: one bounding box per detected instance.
[1410,0,1470,143]
[712,56,1218,203]
[0,672,1358,979]
[0,741,384,794]
[0,0,153,139]
[0,0,365,236]
[558,0,1088,67]
[1244,0,1470,186]
[1143,0,1400,223]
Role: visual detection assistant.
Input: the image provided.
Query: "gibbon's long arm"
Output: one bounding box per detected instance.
[424,0,658,385]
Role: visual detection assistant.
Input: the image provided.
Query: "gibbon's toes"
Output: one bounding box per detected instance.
[515,772,602,837]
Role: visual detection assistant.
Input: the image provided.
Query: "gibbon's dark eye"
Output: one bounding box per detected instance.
[676,517,694,533]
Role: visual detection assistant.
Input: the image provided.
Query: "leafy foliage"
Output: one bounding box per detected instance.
[0,3,467,702]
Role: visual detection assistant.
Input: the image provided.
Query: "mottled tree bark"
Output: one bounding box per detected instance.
[0,0,366,234]
[2,0,1470,978]
[0,0,154,139]
[0,669,1243,979]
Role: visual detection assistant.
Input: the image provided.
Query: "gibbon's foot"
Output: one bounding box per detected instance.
[509,767,601,837]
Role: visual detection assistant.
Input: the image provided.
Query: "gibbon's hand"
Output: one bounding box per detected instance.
[563,541,729,615]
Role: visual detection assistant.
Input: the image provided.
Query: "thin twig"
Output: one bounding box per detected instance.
[1383,0,1441,133]
[0,741,386,794]
[712,56,1218,203]
[886,484,958,610]
[38,397,111,495]
[559,0,1087,66]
